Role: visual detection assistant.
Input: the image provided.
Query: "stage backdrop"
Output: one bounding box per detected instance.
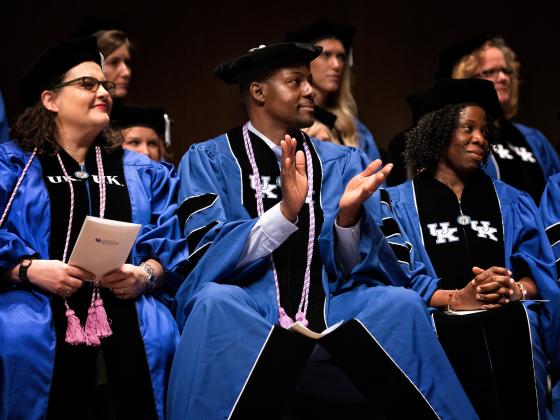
[2,0,558,165]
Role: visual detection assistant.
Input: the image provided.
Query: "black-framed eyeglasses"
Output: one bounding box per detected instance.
[52,76,117,95]
[473,67,514,79]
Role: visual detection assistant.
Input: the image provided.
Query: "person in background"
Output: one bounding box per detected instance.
[96,29,132,100]
[0,36,185,419]
[96,30,173,161]
[111,103,173,163]
[285,18,381,162]
[379,78,560,418]
[445,34,560,203]
[390,34,560,199]
[304,105,337,142]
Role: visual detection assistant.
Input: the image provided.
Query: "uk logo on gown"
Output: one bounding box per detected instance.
[427,220,499,244]
[46,175,124,186]
[249,175,278,199]
[493,143,536,163]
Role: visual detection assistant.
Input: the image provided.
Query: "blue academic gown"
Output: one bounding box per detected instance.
[167,131,477,419]
[356,119,381,162]
[540,173,560,269]
[379,178,560,419]
[484,123,560,182]
[539,173,560,417]
[0,142,184,420]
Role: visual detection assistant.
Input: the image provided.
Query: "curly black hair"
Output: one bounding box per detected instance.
[403,103,500,174]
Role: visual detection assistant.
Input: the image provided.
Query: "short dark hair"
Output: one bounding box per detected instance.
[403,103,500,174]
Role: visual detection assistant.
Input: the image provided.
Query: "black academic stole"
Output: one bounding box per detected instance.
[227,126,327,332]
[489,119,545,203]
[40,146,157,419]
[414,171,505,290]
[39,146,132,263]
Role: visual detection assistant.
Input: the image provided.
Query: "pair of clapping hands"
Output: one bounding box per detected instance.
[278,135,392,226]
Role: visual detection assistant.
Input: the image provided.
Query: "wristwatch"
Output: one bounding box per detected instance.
[19,257,34,284]
[140,262,156,293]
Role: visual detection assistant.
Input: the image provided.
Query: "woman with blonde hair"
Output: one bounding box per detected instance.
[437,34,560,203]
[286,18,381,161]
[389,34,560,195]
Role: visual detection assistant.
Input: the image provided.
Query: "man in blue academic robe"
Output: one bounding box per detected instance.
[167,42,476,419]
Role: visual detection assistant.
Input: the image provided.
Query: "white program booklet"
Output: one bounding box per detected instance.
[68,216,142,278]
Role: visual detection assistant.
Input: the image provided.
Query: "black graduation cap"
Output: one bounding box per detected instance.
[435,33,498,80]
[285,18,356,52]
[313,105,337,129]
[405,89,429,124]
[111,104,172,146]
[18,36,102,107]
[416,78,503,121]
[214,42,322,85]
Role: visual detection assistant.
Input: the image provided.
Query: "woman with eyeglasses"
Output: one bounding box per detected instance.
[438,34,560,203]
[389,35,560,198]
[0,37,185,419]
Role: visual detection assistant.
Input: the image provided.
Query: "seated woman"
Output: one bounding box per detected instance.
[97,29,173,163]
[377,78,560,419]
[111,103,173,163]
[389,34,560,196]
[285,18,381,161]
[96,28,132,100]
[305,105,338,142]
[0,37,185,419]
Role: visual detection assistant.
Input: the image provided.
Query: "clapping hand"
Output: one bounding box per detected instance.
[338,160,393,227]
[279,135,308,222]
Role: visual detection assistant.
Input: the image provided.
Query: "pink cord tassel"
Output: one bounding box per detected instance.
[242,124,316,330]
[278,307,294,329]
[56,146,109,347]
[65,306,86,345]
[85,305,101,347]
[93,290,112,339]
[295,311,308,327]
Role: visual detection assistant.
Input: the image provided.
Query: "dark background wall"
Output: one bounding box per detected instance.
[2,1,558,165]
